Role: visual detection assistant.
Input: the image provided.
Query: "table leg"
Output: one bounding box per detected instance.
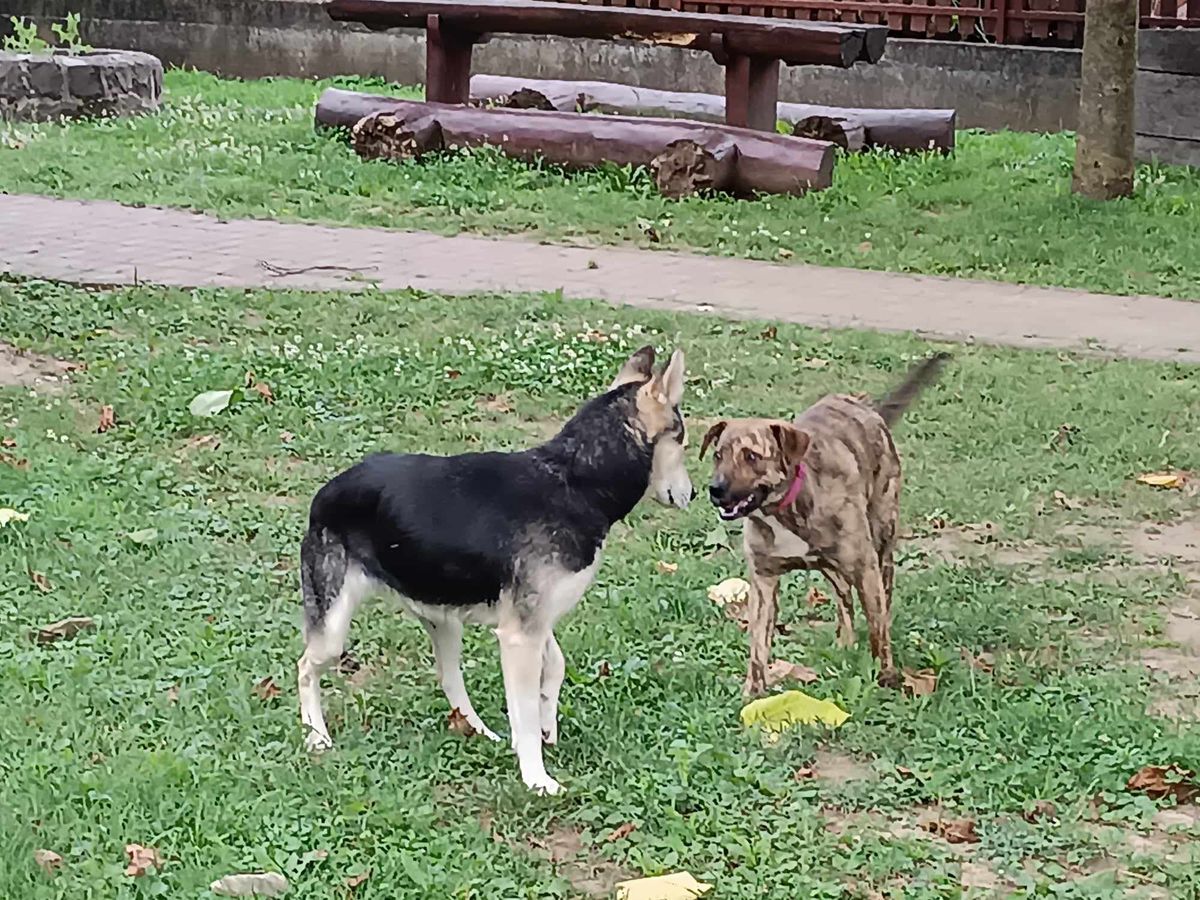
[425,13,475,104]
[725,55,781,132]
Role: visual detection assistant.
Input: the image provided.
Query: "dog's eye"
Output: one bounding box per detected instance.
[745,450,759,464]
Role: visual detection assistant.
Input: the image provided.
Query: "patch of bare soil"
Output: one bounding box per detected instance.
[907,523,1052,568]
[0,342,77,393]
[813,749,875,785]
[526,823,634,898]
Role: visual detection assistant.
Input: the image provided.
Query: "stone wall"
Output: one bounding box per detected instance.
[7,0,1084,131]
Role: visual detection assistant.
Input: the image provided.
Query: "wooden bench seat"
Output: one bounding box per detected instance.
[326,0,887,130]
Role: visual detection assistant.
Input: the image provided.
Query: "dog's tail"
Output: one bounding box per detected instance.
[874,352,951,428]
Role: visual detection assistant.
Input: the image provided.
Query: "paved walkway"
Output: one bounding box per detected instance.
[2,193,1198,362]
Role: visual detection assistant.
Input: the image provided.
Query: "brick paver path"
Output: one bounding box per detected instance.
[3,194,1198,362]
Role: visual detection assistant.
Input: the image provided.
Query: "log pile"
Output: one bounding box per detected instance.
[470,75,956,154]
[316,88,837,198]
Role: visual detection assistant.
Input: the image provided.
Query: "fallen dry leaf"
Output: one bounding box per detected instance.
[1,453,29,470]
[183,433,221,452]
[800,358,830,370]
[1,437,15,448]
[707,577,750,607]
[253,676,282,702]
[29,569,52,593]
[445,369,461,380]
[1136,471,1187,489]
[857,241,873,253]
[597,660,612,677]
[794,766,816,780]
[33,849,63,877]
[0,508,31,526]
[209,872,289,897]
[655,560,679,575]
[604,822,637,843]
[1126,764,1198,803]
[97,405,116,433]
[123,843,164,877]
[902,668,939,697]
[345,870,371,890]
[1051,489,1073,510]
[759,325,778,341]
[279,430,294,443]
[960,648,995,674]
[896,765,915,778]
[776,248,794,260]
[806,586,831,608]
[766,660,819,687]
[166,684,180,705]
[1022,800,1058,823]
[252,382,275,404]
[31,616,94,645]
[921,815,979,844]
[616,872,712,900]
[447,707,477,737]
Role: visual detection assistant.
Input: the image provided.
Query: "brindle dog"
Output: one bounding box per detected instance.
[700,354,949,693]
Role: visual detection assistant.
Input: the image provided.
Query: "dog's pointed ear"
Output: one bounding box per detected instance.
[652,348,685,406]
[770,422,810,468]
[610,345,656,389]
[699,420,727,460]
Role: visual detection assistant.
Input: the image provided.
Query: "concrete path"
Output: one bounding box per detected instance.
[2,193,1198,362]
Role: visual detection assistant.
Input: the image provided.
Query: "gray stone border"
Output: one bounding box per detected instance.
[0,48,162,121]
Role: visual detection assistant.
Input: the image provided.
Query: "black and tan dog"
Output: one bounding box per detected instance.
[297,346,692,795]
[700,354,949,693]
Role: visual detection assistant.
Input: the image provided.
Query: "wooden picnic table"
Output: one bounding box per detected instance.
[325,0,887,131]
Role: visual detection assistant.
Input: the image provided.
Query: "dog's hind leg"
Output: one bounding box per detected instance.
[856,560,898,688]
[298,528,370,752]
[420,615,501,742]
[823,568,857,649]
[539,633,565,745]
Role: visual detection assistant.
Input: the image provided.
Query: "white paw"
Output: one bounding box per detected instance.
[305,729,333,753]
[524,773,563,796]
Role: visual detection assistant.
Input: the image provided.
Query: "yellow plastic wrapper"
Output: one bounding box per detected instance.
[740,689,850,733]
[615,872,713,900]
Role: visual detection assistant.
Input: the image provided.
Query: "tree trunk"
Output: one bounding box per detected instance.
[1072,0,1138,199]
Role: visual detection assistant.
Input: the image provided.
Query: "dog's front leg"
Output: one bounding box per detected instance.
[743,569,780,698]
[539,633,565,745]
[496,621,560,795]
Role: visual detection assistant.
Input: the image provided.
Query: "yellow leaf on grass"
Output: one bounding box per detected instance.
[739,690,850,732]
[0,508,30,526]
[706,577,750,607]
[1136,471,1186,489]
[616,872,713,900]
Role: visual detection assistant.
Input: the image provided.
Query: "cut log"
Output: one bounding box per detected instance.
[792,115,865,152]
[317,89,835,197]
[469,75,955,153]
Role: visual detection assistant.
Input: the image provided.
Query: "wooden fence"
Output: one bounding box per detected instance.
[561,0,1198,45]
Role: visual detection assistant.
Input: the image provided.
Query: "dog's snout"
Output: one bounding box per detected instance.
[708,478,729,503]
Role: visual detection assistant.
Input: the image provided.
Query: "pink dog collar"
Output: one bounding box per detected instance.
[779,462,807,509]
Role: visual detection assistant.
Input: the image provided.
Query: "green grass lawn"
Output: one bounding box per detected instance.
[2,70,1200,299]
[1,276,1198,898]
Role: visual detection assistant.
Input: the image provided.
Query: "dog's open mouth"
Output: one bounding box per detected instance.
[717,493,761,520]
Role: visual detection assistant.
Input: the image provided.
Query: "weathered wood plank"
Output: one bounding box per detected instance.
[325,0,884,67]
